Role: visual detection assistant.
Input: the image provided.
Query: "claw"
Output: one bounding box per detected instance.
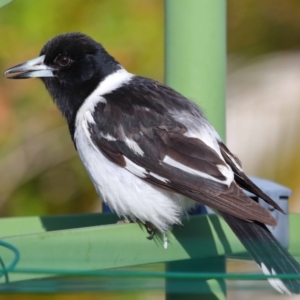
[145,222,156,240]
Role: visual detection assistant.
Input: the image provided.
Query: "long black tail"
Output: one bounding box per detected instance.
[220,212,300,294]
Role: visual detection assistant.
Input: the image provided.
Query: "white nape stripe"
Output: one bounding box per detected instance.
[163,155,233,186]
[86,67,133,99]
[76,68,134,123]
[124,137,144,156]
[75,68,133,139]
[261,263,290,295]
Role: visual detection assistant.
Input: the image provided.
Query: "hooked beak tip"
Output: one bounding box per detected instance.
[4,55,54,79]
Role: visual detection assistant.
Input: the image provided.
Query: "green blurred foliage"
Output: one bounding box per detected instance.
[0,0,163,217]
[228,0,300,213]
[228,0,300,57]
[0,0,11,8]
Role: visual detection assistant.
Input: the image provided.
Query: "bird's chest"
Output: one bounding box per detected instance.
[73,115,158,214]
[73,113,192,232]
[74,117,127,202]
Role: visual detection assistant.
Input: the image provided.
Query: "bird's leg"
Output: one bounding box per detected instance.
[145,221,156,240]
[143,221,168,249]
[117,218,156,240]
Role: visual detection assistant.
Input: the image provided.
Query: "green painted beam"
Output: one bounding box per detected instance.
[0,213,299,286]
[164,0,226,140]
[0,213,119,238]
[0,214,244,283]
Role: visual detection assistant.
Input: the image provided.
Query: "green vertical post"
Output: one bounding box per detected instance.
[165,0,226,140]
[165,0,227,299]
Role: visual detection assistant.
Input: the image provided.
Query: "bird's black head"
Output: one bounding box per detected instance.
[4,32,121,133]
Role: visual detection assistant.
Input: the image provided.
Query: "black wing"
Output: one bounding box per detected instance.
[83,76,300,294]
[86,76,277,226]
[218,141,284,213]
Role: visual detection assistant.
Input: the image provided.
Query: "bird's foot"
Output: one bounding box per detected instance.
[145,221,156,240]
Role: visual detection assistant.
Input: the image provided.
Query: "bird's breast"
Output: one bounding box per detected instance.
[74,111,194,233]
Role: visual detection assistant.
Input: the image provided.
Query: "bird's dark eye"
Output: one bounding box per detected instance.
[55,55,72,67]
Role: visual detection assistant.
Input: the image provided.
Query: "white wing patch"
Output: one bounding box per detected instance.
[84,111,116,141]
[225,151,243,171]
[217,164,234,185]
[163,155,233,186]
[102,133,116,141]
[170,109,222,156]
[124,137,144,156]
[124,157,147,178]
[150,172,169,183]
